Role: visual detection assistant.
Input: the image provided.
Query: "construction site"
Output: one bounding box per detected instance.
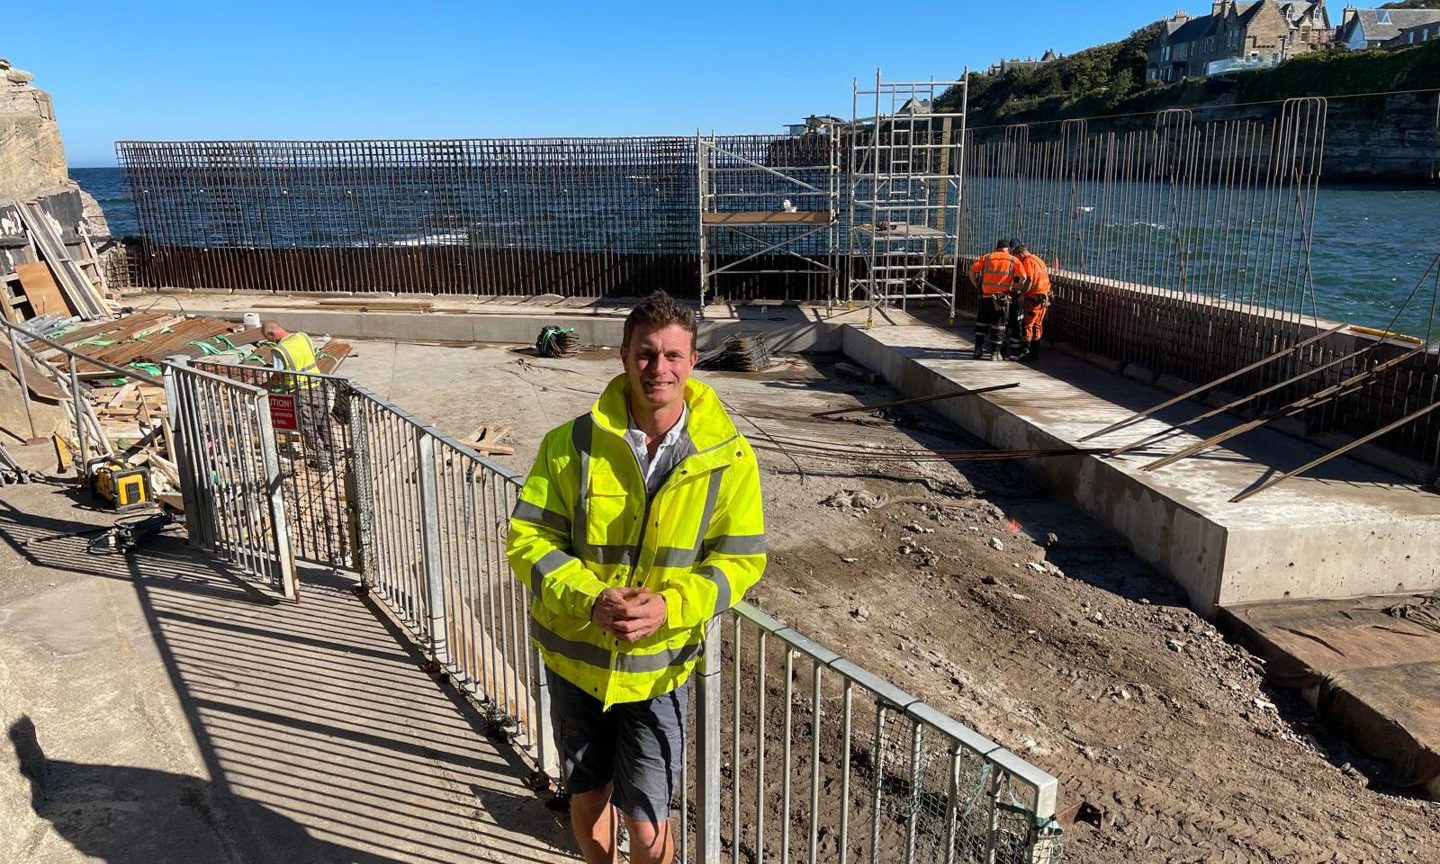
[3,60,1440,864]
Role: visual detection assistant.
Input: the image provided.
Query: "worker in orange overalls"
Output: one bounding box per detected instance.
[1011,242,1051,362]
[968,238,1020,360]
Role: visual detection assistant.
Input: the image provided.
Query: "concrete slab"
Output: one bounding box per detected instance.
[0,481,576,863]
[838,312,1440,613]
[1221,595,1440,798]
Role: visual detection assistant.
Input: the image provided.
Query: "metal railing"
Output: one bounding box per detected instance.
[691,606,1060,864]
[322,385,1061,862]
[163,358,297,599]
[344,383,559,777]
[194,361,355,569]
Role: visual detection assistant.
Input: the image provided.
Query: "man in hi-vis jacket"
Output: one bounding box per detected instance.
[508,291,766,864]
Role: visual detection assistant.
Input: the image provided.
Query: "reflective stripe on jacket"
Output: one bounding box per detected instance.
[1018,253,1051,297]
[507,373,766,709]
[269,332,320,391]
[971,251,1019,295]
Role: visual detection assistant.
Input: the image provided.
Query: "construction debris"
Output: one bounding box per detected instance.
[0,309,351,515]
[697,333,771,372]
[465,424,514,456]
[2,199,114,322]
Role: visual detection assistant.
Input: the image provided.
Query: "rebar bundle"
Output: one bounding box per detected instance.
[697,334,771,372]
[535,326,579,359]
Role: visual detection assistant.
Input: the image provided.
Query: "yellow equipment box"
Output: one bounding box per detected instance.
[88,459,152,512]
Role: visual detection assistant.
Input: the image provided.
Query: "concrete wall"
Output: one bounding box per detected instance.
[839,323,1440,614]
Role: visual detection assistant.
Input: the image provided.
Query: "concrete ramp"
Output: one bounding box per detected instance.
[0,483,575,863]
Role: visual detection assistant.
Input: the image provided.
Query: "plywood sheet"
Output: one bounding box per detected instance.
[14,262,74,317]
[702,211,831,225]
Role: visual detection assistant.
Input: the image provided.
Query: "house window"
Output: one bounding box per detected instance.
[1377,11,1391,25]
[1410,31,1416,44]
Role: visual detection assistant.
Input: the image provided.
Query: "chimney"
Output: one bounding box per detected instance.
[1341,5,1357,28]
[1174,8,1190,24]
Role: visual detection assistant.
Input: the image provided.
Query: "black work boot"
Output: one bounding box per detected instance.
[972,329,987,359]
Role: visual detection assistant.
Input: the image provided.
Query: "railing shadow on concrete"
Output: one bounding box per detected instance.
[0,494,576,864]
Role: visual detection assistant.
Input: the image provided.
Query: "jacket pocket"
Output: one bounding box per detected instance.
[585,470,636,549]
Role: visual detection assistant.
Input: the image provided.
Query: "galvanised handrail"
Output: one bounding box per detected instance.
[232,378,1063,862]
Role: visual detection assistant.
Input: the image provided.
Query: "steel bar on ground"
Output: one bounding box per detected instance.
[1142,334,1440,471]
[1231,398,1440,503]
[1079,322,1349,441]
[811,382,1020,418]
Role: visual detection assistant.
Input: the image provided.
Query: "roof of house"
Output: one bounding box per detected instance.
[1345,8,1440,42]
[1157,0,1322,49]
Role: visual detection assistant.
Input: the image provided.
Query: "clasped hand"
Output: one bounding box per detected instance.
[591,587,667,643]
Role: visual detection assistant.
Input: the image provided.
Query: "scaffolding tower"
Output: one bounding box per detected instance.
[847,70,968,325]
[697,128,840,308]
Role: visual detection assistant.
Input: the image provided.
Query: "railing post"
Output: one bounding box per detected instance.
[256,394,299,602]
[531,648,560,783]
[162,360,206,549]
[694,615,724,863]
[343,386,374,589]
[415,425,449,666]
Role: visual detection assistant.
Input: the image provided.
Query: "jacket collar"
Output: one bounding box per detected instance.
[592,373,740,470]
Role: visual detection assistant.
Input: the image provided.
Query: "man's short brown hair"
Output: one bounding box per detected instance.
[622,291,698,351]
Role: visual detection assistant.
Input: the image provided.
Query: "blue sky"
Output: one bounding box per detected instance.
[8,0,1165,166]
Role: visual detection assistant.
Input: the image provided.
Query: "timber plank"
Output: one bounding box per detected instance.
[14,262,73,318]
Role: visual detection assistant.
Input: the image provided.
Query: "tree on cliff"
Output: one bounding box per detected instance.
[933,22,1163,127]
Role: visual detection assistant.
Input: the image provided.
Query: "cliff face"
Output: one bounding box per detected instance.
[0,58,70,201]
[0,53,110,293]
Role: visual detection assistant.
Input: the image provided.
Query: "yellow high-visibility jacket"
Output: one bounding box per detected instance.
[507,373,766,709]
[269,332,319,391]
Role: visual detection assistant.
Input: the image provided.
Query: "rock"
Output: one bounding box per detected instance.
[1011,593,1029,601]
[1045,532,1059,546]
[981,575,1000,586]
[1167,638,1186,652]
[918,555,938,568]
[851,606,871,622]
[0,57,10,70]
[840,556,858,564]
[0,73,70,200]
[789,586,808,596]
[1045,562,1065,577]
[1090,612,1105,625]
[1026,561,1047,573]
[988,537,1004,551]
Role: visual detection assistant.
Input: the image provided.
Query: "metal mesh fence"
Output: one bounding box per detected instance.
[194,362,354,567]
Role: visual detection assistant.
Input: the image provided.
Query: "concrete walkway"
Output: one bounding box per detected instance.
[0,477,576,864]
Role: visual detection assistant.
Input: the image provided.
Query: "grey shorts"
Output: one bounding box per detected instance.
[547,671,687,825]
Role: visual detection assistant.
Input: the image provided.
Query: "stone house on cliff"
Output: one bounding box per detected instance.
[1147,0,1333,82]
[1336,7,1440,50]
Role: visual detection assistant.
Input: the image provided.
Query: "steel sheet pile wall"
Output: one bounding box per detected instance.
[961,100,1440,473]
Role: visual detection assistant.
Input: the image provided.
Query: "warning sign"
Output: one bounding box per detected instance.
[269,394,299,432]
